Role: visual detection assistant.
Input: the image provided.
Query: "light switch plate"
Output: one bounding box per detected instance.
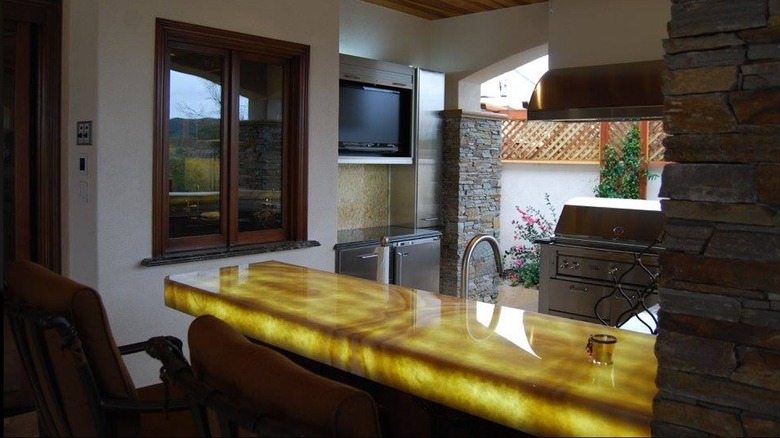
[77,121,92,145]
[77,153,89,176]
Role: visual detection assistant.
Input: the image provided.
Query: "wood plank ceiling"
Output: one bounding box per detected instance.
[360,0,548,20]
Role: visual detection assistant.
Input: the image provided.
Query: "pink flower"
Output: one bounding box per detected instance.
[504,195,557,287]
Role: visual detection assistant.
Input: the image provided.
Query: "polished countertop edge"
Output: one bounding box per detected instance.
[140,240,320,267]
[164,261,657,437]
[335,226,441,249]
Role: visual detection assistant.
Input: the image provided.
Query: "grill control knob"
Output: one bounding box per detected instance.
[560,260,580,270]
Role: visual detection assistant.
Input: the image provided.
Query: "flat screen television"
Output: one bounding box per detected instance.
[338,80,411,156]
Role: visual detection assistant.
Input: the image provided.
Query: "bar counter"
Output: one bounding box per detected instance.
[164,261,657,436]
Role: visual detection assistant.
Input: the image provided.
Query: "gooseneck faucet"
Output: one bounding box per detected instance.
[459,233,504,299]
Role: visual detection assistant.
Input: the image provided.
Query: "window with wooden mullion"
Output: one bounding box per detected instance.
[230,51,288,245]
[154,19,308,258]
[163,43,229,253]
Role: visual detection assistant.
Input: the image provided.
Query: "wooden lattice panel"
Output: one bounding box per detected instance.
[648,120,666,162]
[608,122,633,148]
[502,119,666,163]
[501,120,600,161]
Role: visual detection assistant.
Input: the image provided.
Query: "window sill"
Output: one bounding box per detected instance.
[140,240,321,267]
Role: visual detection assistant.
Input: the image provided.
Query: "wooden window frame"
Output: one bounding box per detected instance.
[153,18,309,258]
[6,0,62,271]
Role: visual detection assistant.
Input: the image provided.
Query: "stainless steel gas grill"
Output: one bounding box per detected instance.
[538,197,664,333]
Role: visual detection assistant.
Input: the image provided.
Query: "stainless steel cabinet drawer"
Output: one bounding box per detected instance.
[547,279,613,322]
[336,246,378,281]
[547,278,658,325]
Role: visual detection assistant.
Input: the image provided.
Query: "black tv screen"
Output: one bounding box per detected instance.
[339,81,410,153]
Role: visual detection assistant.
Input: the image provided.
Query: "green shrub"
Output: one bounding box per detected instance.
[594,124,657,199]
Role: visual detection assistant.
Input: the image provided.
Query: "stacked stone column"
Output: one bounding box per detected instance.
[654,0,780,435]
[440,110,503,300]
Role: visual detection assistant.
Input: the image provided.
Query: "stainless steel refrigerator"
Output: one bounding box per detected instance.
[391,236,440,292]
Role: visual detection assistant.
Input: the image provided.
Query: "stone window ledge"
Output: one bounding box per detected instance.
[140,240,320,267]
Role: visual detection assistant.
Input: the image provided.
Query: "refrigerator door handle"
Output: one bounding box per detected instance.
[396,251,409,284]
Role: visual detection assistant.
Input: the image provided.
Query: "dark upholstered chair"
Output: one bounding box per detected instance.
[3,260,197,437]
[147,314,382,437]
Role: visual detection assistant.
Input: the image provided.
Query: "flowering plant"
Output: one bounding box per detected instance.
[503,194,556,288]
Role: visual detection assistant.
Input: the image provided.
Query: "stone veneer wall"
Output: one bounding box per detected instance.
[654,0,780,435]
[440,110,503,300]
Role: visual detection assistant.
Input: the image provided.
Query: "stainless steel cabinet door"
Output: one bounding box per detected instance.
[393,237,440,292]
[414,69,445,228]
[389,68,445,228]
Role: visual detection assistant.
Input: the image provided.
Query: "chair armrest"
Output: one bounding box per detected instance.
[109,336,190,414]
[119,336,183,356]
[118,341,149,355]
[100,396,191,413]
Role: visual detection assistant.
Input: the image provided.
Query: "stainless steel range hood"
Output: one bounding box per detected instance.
[525,60,664,121]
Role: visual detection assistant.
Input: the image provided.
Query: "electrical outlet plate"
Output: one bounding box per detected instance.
[77,121,92,145]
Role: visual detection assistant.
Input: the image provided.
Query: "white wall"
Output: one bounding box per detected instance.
[63,0,341,386]
[499,162,665,256]
[548,0,670,69]
[430,3,549,110]
[430,3,549,74]
[339,0,431,67]
[63,0,99,286]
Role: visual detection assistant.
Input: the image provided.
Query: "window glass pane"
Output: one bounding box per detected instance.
[167,49,223,238]
[237,59,283,232]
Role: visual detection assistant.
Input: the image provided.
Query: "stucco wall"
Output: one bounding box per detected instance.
[63,0,341,386]
[430,3,549,111]
[548,0,670,69]
[63,0,99,287]
[339,0,432,67]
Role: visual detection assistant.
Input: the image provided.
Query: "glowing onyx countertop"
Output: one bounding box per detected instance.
[165,261,657,437]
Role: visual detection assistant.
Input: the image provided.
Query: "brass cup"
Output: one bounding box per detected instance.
[586,334,617,365]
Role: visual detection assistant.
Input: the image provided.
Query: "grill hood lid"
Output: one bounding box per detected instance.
[525,60,664,121]
[554,197,664,246]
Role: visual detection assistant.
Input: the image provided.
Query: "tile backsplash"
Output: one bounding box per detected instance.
[337,164,389,230]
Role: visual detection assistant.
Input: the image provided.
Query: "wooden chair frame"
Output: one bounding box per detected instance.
[145,336,297,437]
[3,294,191,437]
